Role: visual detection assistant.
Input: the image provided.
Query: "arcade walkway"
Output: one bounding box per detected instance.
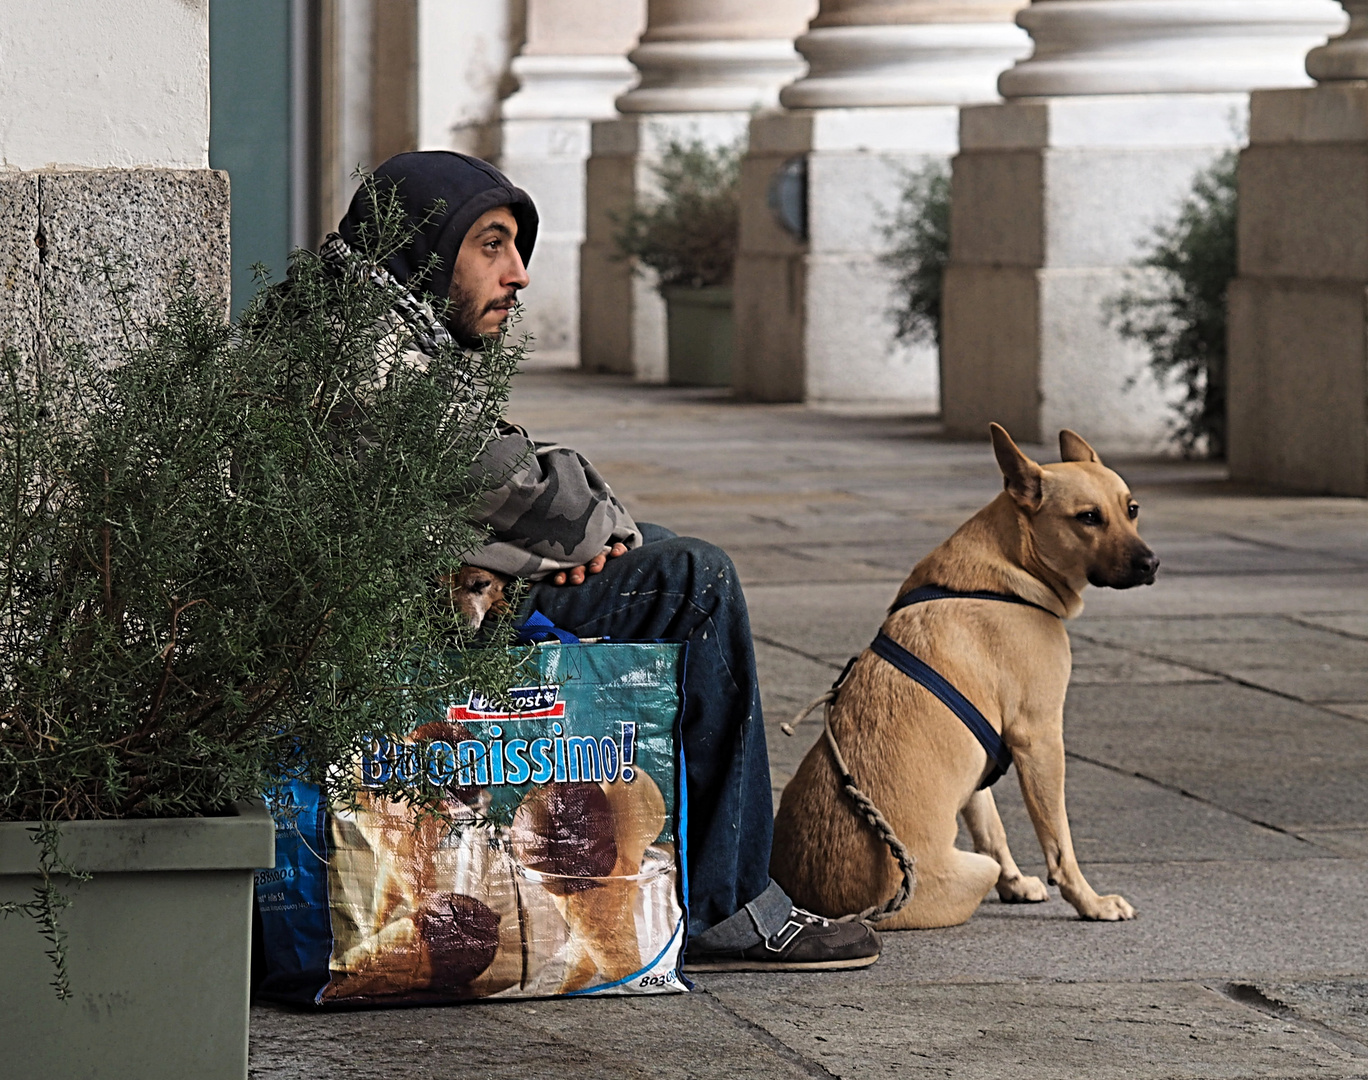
[250,368,1368,1079]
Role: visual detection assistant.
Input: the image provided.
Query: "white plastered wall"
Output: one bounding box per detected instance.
[417,0,522,158]
[0,0,209,170]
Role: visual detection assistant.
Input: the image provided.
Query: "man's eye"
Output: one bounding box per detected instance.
[1076,509,1103,526]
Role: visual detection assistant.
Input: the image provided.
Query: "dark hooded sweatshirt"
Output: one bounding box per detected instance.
[334,151,641,580]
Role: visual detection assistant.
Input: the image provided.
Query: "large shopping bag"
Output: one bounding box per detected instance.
[254,640,688,1005]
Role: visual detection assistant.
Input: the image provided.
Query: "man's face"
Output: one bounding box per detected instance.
[445,206,529,347]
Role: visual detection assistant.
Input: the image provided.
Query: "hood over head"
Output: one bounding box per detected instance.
[337,150,539,303]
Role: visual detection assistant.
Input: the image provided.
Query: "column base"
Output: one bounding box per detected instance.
[1000,0,1345,97]
[502,54,638,121]
[779,22,1030,109]
[616,39,805,114]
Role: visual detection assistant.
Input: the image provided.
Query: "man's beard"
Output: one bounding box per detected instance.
[445,282,516,350]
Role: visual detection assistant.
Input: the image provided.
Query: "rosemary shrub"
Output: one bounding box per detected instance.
[881,160,952,348]
[613,136,743,290]
[1,189,526,992]
[1108,151,1238,457]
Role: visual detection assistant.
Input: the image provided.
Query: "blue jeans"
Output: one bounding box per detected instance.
[522,524,792,948]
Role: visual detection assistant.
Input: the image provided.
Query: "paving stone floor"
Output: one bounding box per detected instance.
[250,370,1368,1079]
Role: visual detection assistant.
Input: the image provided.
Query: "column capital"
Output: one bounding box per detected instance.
[998,0,1347,99]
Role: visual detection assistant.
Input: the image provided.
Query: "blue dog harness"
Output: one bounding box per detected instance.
[858,585,1059,789]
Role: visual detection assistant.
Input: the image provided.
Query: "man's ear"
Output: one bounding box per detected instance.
[990,423,1044,510]
[1059,429,1101,464]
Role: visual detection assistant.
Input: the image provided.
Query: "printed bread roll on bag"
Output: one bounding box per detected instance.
[253,640,688,1004]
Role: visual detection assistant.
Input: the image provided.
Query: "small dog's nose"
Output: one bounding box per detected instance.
[1134,551,1160,579]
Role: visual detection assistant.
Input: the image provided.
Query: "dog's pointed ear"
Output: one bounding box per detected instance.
[1059,429,1102,465]
[990,423,1044,510]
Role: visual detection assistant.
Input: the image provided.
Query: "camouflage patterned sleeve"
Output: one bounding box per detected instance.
[464,423,643,580]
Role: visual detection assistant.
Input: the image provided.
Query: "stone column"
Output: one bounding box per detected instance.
[499,0,646,366]
[733,1,1030,406]
[0,0,229,365]
[940,0,1346,450]
[581,0,816,381]
[1228,2,1368,493]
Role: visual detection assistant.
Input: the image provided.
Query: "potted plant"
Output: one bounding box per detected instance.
[615,136,742,388]
[0,194,522,1078]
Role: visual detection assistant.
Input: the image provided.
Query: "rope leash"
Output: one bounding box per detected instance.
[784,688,916,925]
[778,586,1052,927]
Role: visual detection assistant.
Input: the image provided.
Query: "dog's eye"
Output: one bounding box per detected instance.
[1075,509,1103,526]
[1128,502,1139,520]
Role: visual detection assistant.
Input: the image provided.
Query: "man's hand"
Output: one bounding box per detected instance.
[551,543,628,586]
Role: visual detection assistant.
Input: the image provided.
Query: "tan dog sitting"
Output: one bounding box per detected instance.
[771,424,1158,929]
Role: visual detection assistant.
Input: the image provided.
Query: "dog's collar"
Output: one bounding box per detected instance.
[888,584,1060,619]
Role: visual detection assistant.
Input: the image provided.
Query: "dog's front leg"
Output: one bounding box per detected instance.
[961,789,1048,903]
[1013,726,1135,921]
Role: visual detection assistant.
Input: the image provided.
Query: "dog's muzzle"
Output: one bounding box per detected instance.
[1090,547,1160,589]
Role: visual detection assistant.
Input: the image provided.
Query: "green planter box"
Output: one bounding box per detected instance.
[664,284,733,388]
[0,800,275,1080]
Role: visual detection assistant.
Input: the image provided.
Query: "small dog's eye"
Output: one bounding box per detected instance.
[1128,502,1139,520]
[1075,509,1103,526]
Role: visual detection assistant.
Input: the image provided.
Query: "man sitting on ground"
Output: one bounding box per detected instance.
[326,150,880,972]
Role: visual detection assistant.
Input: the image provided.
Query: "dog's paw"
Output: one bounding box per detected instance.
[996,873,1049,904]
[1079,893,1135,921]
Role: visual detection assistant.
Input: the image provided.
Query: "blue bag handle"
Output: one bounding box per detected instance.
[513,610,581,644]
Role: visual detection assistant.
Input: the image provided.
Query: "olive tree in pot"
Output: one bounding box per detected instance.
[615,137,742,388]
[0,195,523,1079]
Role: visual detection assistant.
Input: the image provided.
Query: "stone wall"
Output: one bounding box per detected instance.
[0,1,229,366]
[0,170,230,363]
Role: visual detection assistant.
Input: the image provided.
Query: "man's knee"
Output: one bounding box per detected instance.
[630,536,741,600]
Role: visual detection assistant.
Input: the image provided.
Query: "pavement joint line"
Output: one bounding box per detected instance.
[1286,614,1368,644]
[1067,630,1368,719]
[692,988,839,1079]
[748,514,802,532]
[1213,530,1368,570]
[1062,749,1324,848]
[1216,982,1368,1060]
[752,633,848,673]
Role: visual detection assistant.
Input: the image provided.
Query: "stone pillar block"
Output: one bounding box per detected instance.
[938,0,1346,452]
[580,112,751,381]
[0,174,41,364]
[0,169,230,366]
[1228,276,1368,495]
[499,0,643,366]
[501,116,604,364]
[942,95,1246,450]
[733,106,957,406]
[1228,82,1368,494]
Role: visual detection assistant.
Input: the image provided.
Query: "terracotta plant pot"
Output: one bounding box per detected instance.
[663,284,733,388]
[0,800,275,1080]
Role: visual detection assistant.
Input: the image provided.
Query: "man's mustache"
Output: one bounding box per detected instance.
[484,292,519,314]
